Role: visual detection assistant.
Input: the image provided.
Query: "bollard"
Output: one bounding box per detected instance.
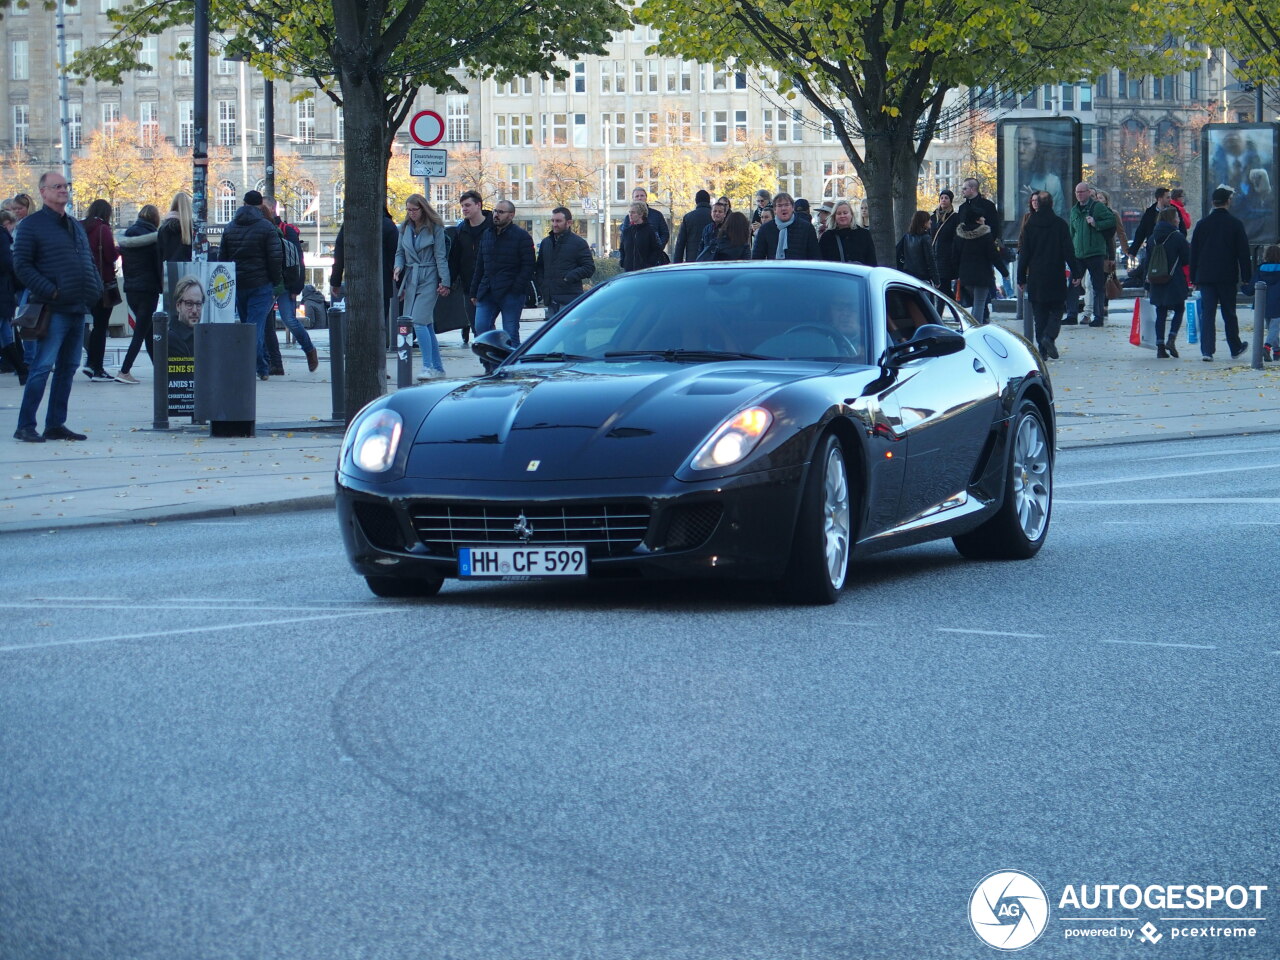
[1017,281,1032,343]
[328,303,345,422]
[151,311,169,430]
[1254,281,1267,371]
[396,317,414,389]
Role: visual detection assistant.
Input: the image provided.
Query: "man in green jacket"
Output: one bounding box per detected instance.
[1065,181,1116,327]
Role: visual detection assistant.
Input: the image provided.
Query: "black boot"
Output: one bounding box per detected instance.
[3,342,28,385]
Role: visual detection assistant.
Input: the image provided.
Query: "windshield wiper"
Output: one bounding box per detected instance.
[516,351,596,363]
[603,349,772,362]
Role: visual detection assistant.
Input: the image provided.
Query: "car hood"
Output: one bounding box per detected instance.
[404,362,832,481]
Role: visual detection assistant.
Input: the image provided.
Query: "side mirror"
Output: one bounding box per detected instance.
[471,329,515,367]
[885,323,965,366]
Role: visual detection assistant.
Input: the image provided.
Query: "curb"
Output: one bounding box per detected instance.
[0,493,336,536]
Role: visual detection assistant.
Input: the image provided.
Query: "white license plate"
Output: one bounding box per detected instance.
[458,545,588,579]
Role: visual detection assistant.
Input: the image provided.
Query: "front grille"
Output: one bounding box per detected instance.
[663,503,724,551]
[354,501,407,551]
[410,501,651,558]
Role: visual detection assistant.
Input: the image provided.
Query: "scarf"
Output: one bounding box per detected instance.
[774,216,793,259]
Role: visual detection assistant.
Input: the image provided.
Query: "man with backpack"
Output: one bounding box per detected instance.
[1065,181,1116,327]
[1145,206,1191,359]
[217,190,282,381]
[261,196,319,372]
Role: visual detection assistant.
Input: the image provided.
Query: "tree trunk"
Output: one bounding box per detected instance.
[336,74,390,422]
[860,130,898,267]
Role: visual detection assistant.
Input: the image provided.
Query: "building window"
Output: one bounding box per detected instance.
[179,100,194,147]
[601,112,625,146]
[710,110,728,144]
[573,113,588,148]
[1042,84,1054,110]
[633,60,658,93]
[664,110,692,142]
[218,99,236,146]
[296,98,315,144]
[102,102,121,137]
[540,112,565,146]
[1083,124,1095,155]
[216,180,236,223]
[1079,82,1092,111]
[177,35,193,77]
[634,111,658,145]
[601,60,625,94]
[13,104,29,149]
[1128,73,1141,99]
[140,35,157,70]
[1162,75,1177,100]
[790,109,804,143]
[710,65,728,91]
[822,160,852,199]
[505,163,535,202]
[336,107,343,141]
[777,161,802,197]
[1061,84,1075,110]
[733,110,748,142]
[1121,117,1146,152]
[1188,67,1201,100]
[11,40,29,80]
[69,102,83,149]
[1155,119,1179,151]
[613,163,627,203]
[446,95,469,141]
[665,60,691,93]
[1097,72,1110,98]
[295,180,317,223]
[496,114,534,147]
[1097,126,1107,160]
[498,76,532,97]
[544,71,566,95]
[140,101,159,145]
[254,98,264,146]
[332,181,344,221]
[573,62,586,94]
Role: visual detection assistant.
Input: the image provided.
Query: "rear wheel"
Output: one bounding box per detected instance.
[781,432,852,604]
[953,401,1052,560]
[365,575,445,598]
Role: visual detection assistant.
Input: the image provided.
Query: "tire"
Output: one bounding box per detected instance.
[953,400,1052,560]
[781,432,852,604]
[364,575,445,598]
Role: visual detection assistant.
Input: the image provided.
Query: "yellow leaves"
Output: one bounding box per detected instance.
[882,104,901,117]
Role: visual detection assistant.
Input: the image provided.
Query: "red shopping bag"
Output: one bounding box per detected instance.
[1129,300,1142,346]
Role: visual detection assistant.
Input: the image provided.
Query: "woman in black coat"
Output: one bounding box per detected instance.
[116,204,164,383]
[818,200,877,265]
[620,201,664,272]
[1016,191,1080,359]
[953,206,1008,328]
[1145,206,1191,358]
[895,210,939,287]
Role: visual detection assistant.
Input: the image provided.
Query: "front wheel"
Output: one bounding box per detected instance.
[953,401,1052,560]
[365,575,445,598]
[780,432,852,604]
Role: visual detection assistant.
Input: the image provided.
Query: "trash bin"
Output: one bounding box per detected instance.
[194,323,257,437]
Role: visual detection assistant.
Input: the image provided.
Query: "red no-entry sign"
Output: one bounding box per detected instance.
[409,110,445,147]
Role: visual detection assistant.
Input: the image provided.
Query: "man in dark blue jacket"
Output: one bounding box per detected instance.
[1190,186,1253,361]
[536,207,595,319]
[218,189,283,380]
[13,171,103,442]
[470,200,535,359]
[673,190,713,263]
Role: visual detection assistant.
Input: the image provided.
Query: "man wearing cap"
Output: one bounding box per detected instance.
[793,198,813,224]
[1190,186,1252,361]
[673,190,714,263]
[218,189,283,380]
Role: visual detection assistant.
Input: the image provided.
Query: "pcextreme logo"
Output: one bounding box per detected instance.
[969,872,1269,950]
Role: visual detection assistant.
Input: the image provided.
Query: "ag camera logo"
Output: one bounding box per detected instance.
[970,870,1050,950]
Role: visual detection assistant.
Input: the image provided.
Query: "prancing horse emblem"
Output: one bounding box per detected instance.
[513,512,534,542]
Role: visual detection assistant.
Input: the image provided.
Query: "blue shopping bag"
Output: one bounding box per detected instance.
[1186,296,1199,345]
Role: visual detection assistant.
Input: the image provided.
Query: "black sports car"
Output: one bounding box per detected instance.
[336,262,1053,604]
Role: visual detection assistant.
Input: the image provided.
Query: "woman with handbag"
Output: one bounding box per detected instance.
[80,199,121,382]
[115,204,164,384]
[392,194,451,382]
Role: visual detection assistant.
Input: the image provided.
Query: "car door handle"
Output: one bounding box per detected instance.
[973,358,986,373]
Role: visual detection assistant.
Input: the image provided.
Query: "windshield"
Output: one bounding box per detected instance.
[518,267,871,363]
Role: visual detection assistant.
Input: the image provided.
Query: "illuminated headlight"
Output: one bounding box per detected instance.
[349,409,403,472]
[691,407,773,470]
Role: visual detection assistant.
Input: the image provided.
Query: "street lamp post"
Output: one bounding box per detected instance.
[193,0,209,258]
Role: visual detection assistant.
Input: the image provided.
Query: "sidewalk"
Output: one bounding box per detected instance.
[2,298,1278,535]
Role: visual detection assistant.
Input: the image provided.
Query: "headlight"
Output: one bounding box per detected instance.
[691,407,773,470]
[348,409,403,473]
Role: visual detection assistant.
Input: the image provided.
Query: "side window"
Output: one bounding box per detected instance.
[885,288,934,344]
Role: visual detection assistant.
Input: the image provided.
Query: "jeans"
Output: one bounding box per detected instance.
[1197,283,1245,358]
[414,322,442,373]
[121,291,159,374]
[0,317,13,349]
[1267,316,1279,350]
[1155,304,1185,344]
[85,300,113,373]
[18,310,84,432]
[1068,255,1107,323]
[277,294,314,354]
[237,282,277,377]
[969,286,994,325]
[474,292,525,346]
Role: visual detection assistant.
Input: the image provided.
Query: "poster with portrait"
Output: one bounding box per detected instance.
[1202,123,1279,245]
[997,117,1082,244]
[162,261,237,416]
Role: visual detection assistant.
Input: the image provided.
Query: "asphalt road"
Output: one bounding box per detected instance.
[2,433,1278,959]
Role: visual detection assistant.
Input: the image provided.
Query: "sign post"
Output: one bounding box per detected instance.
[408,110,446,197]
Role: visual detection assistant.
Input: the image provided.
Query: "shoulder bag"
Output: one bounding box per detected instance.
[94,226,122,308]
[15,291,52,341]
